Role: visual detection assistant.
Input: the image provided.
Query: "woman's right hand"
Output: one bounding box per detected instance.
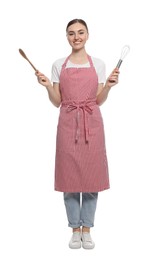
[35,71,52,88]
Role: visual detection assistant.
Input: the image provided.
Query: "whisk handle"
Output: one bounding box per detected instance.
[116,59,123,68]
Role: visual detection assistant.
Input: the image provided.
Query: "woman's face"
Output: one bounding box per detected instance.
[66,22,89,51]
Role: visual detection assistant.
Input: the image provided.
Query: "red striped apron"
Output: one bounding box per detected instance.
[54,55,110,192]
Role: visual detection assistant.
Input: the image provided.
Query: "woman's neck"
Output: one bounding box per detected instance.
[69,48,88,64]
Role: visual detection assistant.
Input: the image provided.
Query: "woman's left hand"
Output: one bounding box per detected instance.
[106,68,120,88]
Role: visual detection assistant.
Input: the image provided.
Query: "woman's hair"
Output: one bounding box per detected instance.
[66,19,89,33]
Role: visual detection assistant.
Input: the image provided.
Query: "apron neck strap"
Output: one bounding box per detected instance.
[62,54,94,68]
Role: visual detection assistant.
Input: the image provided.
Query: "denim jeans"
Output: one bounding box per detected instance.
[63,192,98,228]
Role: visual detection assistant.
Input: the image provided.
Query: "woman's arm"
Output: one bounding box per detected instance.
[35,71,61,107]
[96,68,119,106]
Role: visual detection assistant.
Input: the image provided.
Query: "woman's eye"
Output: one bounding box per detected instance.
[68,31,85,36]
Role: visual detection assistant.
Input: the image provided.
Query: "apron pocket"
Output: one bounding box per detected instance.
[56,115,75,152]
[88,126,106,151]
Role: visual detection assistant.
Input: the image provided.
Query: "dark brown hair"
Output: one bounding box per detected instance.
[66,19,89,33]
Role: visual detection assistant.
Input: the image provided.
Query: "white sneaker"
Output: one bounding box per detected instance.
[81,232,95,249]
[69,231,81,249]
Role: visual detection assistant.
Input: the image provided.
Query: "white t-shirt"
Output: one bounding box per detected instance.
[51,57,106,84]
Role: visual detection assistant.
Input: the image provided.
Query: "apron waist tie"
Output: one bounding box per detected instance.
[61,99,97,142]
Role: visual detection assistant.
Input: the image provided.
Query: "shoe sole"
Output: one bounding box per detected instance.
[82,244,95,249]
[69,244,81,249]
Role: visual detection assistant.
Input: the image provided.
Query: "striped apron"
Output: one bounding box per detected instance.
[54,55,110,192]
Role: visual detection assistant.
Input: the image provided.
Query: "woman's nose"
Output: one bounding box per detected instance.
[74,33,79,39]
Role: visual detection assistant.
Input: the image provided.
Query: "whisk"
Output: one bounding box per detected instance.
[116,45,130,68]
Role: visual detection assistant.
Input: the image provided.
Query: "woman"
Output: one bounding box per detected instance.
[36,18,119,249]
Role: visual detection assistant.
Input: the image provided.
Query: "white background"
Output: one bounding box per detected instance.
[0,0,161,259]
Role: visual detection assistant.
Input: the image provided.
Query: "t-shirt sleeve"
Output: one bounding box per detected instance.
[51,62,60,83]
[97,60,106,84]
[91,57,106,84]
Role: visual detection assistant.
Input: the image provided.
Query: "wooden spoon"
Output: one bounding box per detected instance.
[19,49,38,72]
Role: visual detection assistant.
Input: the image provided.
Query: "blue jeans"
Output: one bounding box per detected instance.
[63,192,98,228]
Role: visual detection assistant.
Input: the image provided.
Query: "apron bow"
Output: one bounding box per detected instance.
[62,100,96,143]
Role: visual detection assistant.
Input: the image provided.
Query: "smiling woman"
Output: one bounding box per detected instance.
[66,19,89,62]
[35,18,119,249]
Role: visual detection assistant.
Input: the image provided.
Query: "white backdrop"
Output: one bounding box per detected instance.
[0,0,161,259]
